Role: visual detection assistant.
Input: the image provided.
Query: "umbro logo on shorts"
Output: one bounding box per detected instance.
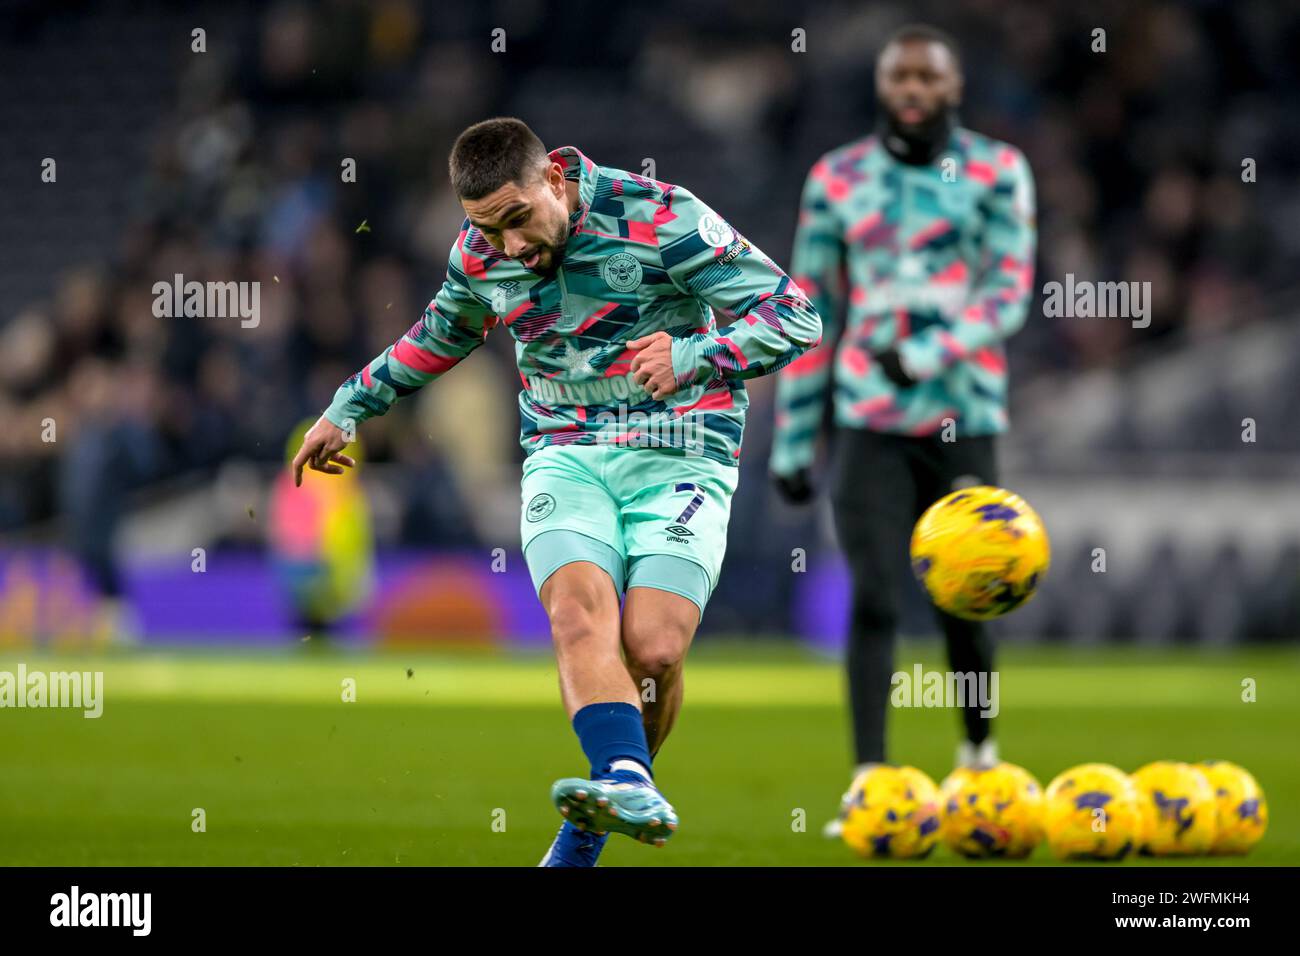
[664,524,694,540]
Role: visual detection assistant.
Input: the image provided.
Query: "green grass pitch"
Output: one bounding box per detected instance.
[0,642,1295,866]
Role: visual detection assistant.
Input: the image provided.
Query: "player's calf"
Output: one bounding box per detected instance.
[541,562,637,717]
[621,585,700,753]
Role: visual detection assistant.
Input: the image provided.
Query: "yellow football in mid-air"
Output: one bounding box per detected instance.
[910,485,1049,621]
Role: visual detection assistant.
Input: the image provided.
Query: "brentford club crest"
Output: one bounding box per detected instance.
[602,252,643,292]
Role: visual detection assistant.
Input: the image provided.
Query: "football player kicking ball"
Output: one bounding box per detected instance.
[291,118,821,866]
[769,26,1036,835]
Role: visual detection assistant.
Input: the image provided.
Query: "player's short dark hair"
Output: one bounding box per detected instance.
[882,23,962,72]
[448,117,550,200]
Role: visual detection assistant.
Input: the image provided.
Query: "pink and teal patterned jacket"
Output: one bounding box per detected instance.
[770,128,1035,476]
[325,145,822,467]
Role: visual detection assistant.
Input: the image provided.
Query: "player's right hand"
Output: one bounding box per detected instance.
[772,468,815,505]
[292,415,356,487]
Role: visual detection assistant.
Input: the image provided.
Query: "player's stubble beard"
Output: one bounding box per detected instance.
[521,200,573,277]
[877,99,957,165]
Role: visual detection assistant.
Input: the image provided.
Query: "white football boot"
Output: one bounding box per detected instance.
[822,762,882,838]
[955,738,999,771]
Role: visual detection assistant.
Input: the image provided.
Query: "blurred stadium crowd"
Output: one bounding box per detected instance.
[1,0,1298,637]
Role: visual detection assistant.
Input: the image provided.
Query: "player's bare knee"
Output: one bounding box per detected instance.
[624,617,694,678]
[626,644,683,679]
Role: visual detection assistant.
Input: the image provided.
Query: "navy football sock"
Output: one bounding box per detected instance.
[572,702,653,780]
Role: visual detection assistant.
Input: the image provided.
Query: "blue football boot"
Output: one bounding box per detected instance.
[549,769,678,848]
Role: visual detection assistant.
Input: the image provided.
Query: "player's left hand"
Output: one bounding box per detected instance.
[772,468,815,505]
[628,331,679,401]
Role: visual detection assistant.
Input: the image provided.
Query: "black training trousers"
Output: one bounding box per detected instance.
[829,426,998,764]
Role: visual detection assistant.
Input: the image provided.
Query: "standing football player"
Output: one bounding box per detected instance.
[769,25,1036,836]
[291,118,821,865]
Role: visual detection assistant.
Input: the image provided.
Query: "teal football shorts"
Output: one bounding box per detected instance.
[520,444,739,617]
